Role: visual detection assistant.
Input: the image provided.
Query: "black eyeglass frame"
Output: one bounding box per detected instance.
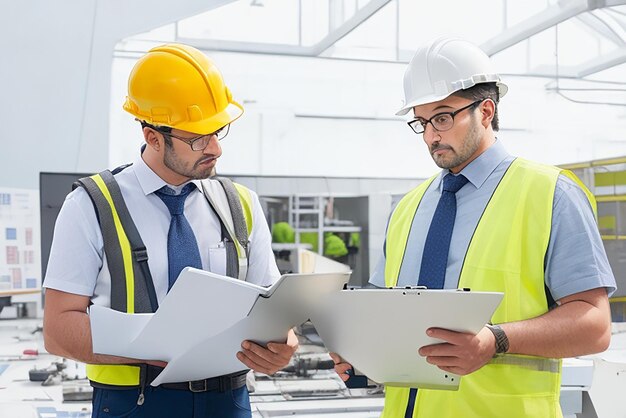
[407,99,485,135]
[151,124,230,151]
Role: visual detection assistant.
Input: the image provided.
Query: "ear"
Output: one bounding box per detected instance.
[143,126,161,151]
[479,99,495,129]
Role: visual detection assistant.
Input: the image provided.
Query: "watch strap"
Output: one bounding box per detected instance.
[486,324,509,354]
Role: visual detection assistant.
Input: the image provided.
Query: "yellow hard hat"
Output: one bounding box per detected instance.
[123,43,244,134]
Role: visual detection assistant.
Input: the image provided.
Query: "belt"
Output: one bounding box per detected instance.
[146,366,248,393]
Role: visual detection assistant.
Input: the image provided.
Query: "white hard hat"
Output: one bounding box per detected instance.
[396,37,508,116]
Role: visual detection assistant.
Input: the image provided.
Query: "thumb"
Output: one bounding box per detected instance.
[329,352,342,364]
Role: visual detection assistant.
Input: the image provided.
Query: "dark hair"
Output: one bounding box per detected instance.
[452,83,500,131]
[140,121,173,147]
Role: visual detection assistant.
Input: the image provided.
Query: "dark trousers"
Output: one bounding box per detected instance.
[91,385,251,418]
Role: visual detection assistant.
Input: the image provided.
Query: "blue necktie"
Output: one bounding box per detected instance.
[417,173,469,289]
[406,173,469,418]
[155,183,202,290]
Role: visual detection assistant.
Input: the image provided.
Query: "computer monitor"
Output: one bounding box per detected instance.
[39,172,91,284]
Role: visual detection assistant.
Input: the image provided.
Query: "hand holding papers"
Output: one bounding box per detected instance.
[310,288,503,390]
[89,269,349,385]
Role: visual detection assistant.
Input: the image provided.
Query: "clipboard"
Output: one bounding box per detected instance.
[310,287,503,390]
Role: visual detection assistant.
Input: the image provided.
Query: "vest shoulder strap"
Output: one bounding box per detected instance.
[200,177,254,281]
[75,169,158,313]
[214,177,251,250]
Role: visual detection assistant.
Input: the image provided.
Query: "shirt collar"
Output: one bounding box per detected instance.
[437,139,510,191]
[133,149,203,196]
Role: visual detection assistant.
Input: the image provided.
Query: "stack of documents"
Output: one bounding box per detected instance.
[90,268,349,385]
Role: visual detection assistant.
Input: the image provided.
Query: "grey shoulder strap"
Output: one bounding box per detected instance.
[201,178,250,281]
[74,170,157,313]
[214,176,249,254]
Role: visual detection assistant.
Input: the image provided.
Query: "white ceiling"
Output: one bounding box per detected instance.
[118,0,626,107]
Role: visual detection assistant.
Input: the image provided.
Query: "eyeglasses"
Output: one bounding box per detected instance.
[407,100,484,135]
[155,124,230,151]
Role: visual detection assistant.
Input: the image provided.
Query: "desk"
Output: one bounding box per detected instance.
[0,289,41,318]
[0,289,41,297]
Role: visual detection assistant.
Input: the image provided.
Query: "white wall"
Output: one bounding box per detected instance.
[109,51,429,178]
[3,1,626,188]
[1,0,234,189]
[110,50,626,179]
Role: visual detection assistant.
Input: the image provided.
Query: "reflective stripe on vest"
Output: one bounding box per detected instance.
[381,158,594,418]
[79,171,254,387]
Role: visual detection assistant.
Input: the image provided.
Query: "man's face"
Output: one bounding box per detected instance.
[413,96,485,173]
[162,128,223,180]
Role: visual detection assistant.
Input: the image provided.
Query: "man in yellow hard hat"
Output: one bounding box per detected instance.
[43,44,297,417]
[332,37,615,418]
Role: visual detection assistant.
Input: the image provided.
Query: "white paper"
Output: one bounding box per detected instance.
[89,268,350,385]
[90,268,266,360]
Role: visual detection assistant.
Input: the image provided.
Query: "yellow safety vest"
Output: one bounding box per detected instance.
[382,158,594,418]
[77,170,254,388]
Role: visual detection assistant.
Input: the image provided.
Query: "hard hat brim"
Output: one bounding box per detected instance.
[174,101,244,135]
[396,82,508,117]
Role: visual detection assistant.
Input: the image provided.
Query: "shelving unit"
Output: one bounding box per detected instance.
[288,195,362,256]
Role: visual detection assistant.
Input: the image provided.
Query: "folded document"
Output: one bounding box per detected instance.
[90,268,350,385]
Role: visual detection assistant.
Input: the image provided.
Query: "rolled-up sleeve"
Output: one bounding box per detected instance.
[545,175,616,301]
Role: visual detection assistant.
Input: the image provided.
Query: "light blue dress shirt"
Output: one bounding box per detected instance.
[370,140,616,301]
[44,151,280,308]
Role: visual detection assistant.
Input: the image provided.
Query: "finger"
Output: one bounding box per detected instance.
[267,341,297,358]
[334,365,352,381]
[265,344,295,367]
[426,328,472,345]
[237,351,276,375]
[418,342,458,357]
[146,360,168,368]
[242,341,286,365]
[437,365,466,375]
[424,355,463,368]
[329,352,342,364]
[241,347,283,371]
[242,341,295,371]
[334,363,352,375]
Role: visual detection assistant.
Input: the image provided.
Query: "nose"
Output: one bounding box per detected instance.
[203,134,221,156]
[422,124,440,145]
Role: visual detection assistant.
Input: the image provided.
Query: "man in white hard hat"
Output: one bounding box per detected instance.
[332,37,615,418]
[43,44,297,417]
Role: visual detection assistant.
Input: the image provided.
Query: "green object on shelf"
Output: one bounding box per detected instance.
[272,222,295,243]
[273,222,349,257]
[349,232,361,248]
[298,231,348,257]
[324,233,348,257]
[300,232,319,253]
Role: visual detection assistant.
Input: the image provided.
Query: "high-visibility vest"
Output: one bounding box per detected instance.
[382,158,595,418]
[75,168,254,387]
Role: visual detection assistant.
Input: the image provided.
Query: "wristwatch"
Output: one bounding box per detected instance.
[486,324,509,354]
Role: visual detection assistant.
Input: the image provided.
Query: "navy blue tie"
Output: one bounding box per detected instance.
[155,183,202,290]
[405,173,469,418]
[417,173,469,289]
